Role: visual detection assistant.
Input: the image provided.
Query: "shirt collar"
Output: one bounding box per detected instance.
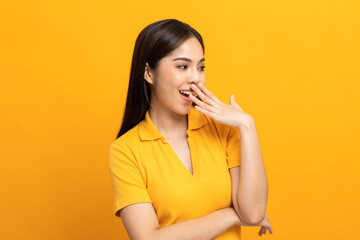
[138,105,207,141]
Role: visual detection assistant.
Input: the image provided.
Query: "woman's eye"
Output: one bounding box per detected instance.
[177,65,205,71]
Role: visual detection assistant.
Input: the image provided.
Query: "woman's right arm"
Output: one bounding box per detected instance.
[120,202,240,240]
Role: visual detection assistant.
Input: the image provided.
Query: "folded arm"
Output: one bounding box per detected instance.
[120,203,239,240]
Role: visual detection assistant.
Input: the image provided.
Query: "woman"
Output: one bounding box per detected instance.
[108,19,273,239]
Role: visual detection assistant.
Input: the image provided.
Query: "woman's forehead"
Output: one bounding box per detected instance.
[164,38,204,62]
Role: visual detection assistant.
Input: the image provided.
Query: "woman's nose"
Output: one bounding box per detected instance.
[188,68,200,84]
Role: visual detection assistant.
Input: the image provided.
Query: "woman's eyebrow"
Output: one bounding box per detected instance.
[172,57,205,63]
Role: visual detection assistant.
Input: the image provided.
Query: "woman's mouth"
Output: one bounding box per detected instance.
[179,90,196,103]
[179,90,196,97]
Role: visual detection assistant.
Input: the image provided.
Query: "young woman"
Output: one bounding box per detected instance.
[108,19,273,239]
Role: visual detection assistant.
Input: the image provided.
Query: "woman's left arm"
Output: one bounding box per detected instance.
[189,82,268,225]
[234,119,268,225]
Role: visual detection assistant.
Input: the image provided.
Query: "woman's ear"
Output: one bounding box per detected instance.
[144,63,154,85]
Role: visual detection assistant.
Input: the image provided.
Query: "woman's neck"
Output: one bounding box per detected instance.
[148,104,188,141]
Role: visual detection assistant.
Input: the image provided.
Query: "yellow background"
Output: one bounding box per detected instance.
[1,0,359,239]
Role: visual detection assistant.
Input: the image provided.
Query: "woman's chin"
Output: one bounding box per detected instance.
[177,105,192,115]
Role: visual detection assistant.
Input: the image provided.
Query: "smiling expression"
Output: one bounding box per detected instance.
[144,36,206,115]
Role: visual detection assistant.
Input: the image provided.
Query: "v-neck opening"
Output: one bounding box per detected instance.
[163,134,197,180]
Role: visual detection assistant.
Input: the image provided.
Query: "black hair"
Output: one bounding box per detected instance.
[116,19,204,139]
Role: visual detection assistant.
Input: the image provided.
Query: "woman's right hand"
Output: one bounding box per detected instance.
[234,213,273,236]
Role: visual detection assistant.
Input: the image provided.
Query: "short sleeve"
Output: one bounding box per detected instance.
[226,126,241,169]
[108,141,152,217]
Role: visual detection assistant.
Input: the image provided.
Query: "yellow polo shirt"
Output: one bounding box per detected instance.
[108,105,242,239]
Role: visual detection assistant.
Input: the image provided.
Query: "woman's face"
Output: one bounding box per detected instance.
[145,37,206,116]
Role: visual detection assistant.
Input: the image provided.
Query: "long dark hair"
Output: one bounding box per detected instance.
[116,19,205,139]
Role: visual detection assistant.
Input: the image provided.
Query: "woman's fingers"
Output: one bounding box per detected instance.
[268,224,273,234]
[229,94,243,111]
[258,227,267,236]
[192,103,215,118]
[264,216,273,234]
[189,94,214,113]
[258,214,273,236]
[195,82,223,104]
[190,83,218,106]
[261,225,273,235]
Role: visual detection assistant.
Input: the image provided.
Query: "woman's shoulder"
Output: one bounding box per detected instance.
[110,122,142,149]
[108,123,144,165]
